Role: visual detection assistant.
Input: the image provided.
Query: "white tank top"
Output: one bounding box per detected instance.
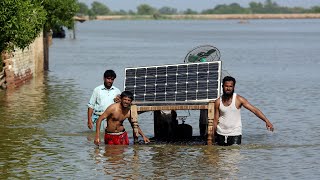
[216,93,242,136]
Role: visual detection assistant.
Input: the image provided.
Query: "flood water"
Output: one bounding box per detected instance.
[1,19,320,179]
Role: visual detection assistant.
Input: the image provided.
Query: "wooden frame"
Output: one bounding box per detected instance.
[130,101,215,145]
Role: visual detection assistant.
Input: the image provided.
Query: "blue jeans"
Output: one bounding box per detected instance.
[92,114,106,131]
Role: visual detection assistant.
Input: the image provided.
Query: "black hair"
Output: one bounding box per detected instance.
[104,70,116,79]
[120,91,134,100]
[222,76,236,86]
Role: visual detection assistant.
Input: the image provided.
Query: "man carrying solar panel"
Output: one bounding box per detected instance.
[213,76,274,146]
[94,91,150,145]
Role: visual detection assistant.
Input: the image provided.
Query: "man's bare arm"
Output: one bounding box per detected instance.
[213,99,220,133]
[94,106,113,145]
[87,107,94,129]
[128,118,150,143]
[239,95,274,131]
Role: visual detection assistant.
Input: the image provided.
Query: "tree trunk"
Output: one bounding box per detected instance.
[43,30,49,71]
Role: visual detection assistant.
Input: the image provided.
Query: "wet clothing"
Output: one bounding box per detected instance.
[104,131,129,145]
[215,133,241,146]
[216,93,242,146]
[88,85,121,131]
[217,93,242,136]
[91,114,106,131]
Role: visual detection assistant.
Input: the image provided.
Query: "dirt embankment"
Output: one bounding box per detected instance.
[94,13,320,20]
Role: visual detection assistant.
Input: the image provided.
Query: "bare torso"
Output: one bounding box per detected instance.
[105,103,131,133]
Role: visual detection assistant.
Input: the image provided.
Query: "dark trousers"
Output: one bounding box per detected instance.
[215,133,242,146]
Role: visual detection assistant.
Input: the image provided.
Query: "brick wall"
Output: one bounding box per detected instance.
[3,32,44,89]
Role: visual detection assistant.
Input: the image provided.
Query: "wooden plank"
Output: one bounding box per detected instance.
[207,101,215,145]
[136,105,208,111]
[130,104,139,144]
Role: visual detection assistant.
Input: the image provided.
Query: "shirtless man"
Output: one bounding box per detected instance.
[213,76,274,146]
[94,91,150,145]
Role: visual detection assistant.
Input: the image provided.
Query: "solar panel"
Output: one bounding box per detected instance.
[124,61,222,105]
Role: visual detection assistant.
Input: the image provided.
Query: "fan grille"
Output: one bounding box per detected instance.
[184,45,221,63]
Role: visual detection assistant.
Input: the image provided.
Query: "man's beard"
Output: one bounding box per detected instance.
[222,90,234,99]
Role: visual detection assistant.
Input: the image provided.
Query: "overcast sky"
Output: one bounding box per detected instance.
[79,0,319,11]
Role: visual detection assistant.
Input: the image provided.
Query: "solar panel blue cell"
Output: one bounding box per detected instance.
[198,63,209,72]
[177,66,187,74]
[125,78,136,86]
[187,82,197,91]
[167,76,177,84]
[167,66,177,75]
[209,63,219,72]
[197,81,208,89]
[136,68,146,77]
[166,84,176,92]
[156,76,167,84]
[156,85,166,93]
[176,83,187,92]
[197,91,208,99]
[146,85,155,94]
[198,73,208,80]
[135,77,145,85]
[187,73,198,81]
[187,64,198,72]
[187,91,197,100]
[208,80,218,89]
[146,77,155,85]
[146,68,157,76]
[208,91,218,98]
[166,92,176,101]
[176,92,187,101]
[126,69,136,77]
[145,94,155,101]
[134,95,145,101]
[177,75,187,83]
[155,93,166,101]
[156,67,167,76]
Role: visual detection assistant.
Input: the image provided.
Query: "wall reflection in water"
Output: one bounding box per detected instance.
[0,73,81,179]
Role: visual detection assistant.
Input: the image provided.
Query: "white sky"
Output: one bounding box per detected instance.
[79,0,319,11]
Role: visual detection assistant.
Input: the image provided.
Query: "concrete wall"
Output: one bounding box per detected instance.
[3,32,44,89]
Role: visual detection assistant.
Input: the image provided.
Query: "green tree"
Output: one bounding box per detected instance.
[0,0,46,52]
[249,2,264,13]
[39,0,79,31]
[210,3,248,14]
[91,1,110,15]
[309,6,320,13]
[137,4,157,15]
[0,0,46,71]
[184,8,198,15]
[77,2,89,15]
[128,10,136,15]
[158,6,178,15]
[111,10,128,15]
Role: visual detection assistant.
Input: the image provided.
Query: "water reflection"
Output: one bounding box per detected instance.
[0,72,83,179]
[91,144,243,179]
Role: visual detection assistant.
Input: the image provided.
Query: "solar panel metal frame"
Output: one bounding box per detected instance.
[124,61,222,105]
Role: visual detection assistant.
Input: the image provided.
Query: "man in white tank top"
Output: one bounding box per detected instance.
[213,76,274,146]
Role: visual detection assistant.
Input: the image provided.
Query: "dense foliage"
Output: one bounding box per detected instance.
[0,0,46,71]
[0,0,46,52]
[0,0,79,71]
[40,0,79,31]
[91,1,111,15]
